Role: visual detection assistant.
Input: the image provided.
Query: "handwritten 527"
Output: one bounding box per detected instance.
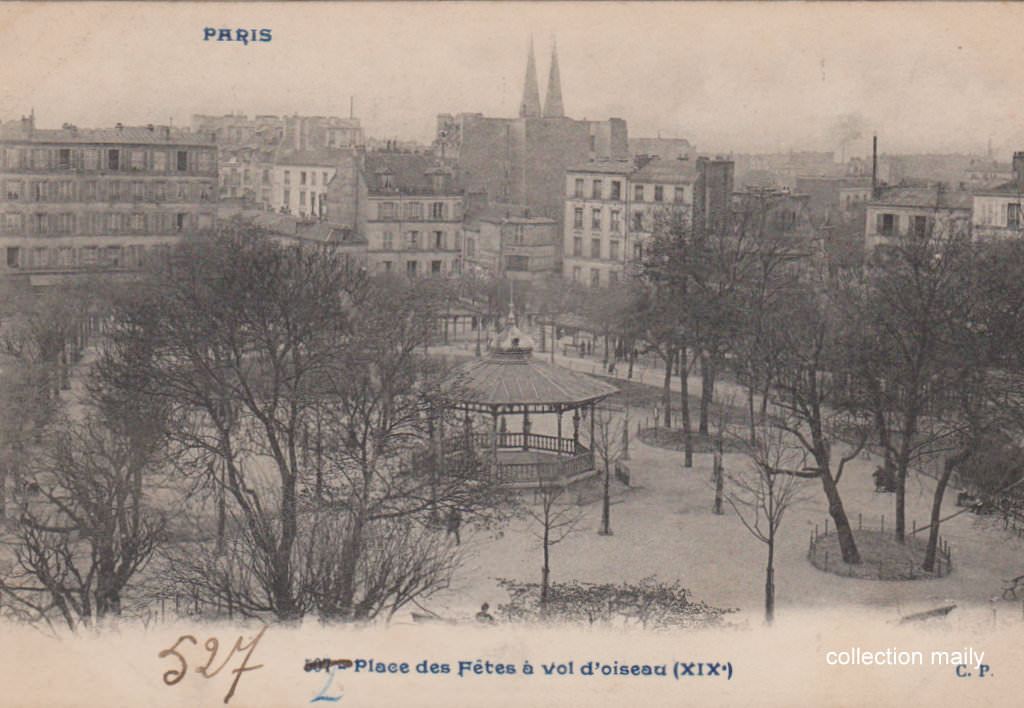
[158,626,267,704]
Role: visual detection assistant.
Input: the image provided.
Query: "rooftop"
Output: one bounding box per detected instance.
[868,186,973,210]
[454,308,617,410]
[0,119,215,146]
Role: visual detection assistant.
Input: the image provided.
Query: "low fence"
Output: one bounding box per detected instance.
[808,514,953,579]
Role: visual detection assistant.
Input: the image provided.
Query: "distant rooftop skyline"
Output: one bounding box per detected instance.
[3,3,1024,158]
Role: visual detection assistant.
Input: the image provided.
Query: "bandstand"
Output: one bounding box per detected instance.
[450,308,618,488]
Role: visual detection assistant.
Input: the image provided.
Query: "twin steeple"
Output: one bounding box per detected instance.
[519,37,564,119]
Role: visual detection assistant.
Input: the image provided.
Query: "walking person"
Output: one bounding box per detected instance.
[446,506,462,545]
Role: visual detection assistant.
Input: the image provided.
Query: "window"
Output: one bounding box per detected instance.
[284,170,291,185]
[431,260,442,274]
[434,231,444,249]
[301,171,307,186]
[505,254,529,272]
[406,260,417,276]
[31,181,44,202]
[573,236,583,257]
[592,180,602,200]
[1008,203,1021,229]
[58,149,71,170]
[176,151,188,171]
[633,242,643,260]
[674,187,687,203]
[591,268,600,287]
[176,213,186,231]
[197,151,213,172]
[405,202,423,220]
[379,202,396,219]
[7,247,20,268]
[574,208,584,229]
[654,185,664,202]
[591,238,601,259]
[609,271,619,286]
[283,189,290,206]
[911,215,928,238]
[299,191,306,206]
[430,202,446,220]
[574,178,584,198]
[408,231,419,249]
[466,237,476,258]
[634,184,644,202]
[381,260,393,272]
[6,180,21,200]
[31,149,50,169]
[877,213,896,237]
[310,172,316,186]
[609,240,619,261]
[323,172,329,185]
[382,231,393,250]
[592,209,602,230]
[572,265,581,283]
[131,213,145,231]
[610,209,621,233]
[133,181,144,200]
[610,181,621,201]
[84,150,99,171]
[81,247,98,265]
[55,213,74,234]
[3,213,23,233]
[130,150,146,171]
[632,211,643,231]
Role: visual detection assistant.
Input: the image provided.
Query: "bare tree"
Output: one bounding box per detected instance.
[525,479,584,606]
[760,282,867,564]
[585,406,624,536]
[2,404,167,631]
[724,425,809,624]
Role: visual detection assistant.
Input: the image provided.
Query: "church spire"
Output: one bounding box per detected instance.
[543,39,564,118]
[520,37,542,118]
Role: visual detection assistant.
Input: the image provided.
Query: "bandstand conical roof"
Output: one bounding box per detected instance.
[453,306,618,413]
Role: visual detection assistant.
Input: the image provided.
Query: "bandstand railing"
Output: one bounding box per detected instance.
[494,450,595,486]
[470,432,580,455]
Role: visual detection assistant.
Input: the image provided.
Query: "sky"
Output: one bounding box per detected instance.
[2,2,1024,159]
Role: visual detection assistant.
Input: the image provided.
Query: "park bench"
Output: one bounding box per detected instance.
[1001,573,1024,600]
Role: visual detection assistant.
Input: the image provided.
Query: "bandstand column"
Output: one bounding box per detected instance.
[556,409,563,458]
[589,403,596,453]
[522,410,531,451]
[573,409,581,453]
[491,410,499,472]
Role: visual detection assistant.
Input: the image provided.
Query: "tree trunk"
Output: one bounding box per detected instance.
[600,460,611,535]
[699,353,715,435]
[712,451,724,515]
[747,386,757,445]
[765,538,775,625]
[680,348,693,467]
[541,519,551,605]
[820,469,861,564]
[924,447,971,571]
[662,349,674,428]
[273,471,300,620]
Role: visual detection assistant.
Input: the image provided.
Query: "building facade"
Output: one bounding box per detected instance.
[562,157,734,287]
[325,149,464,276]
[463,212,558,281]
[1,116,217,282]
[865,185,972,253]
[970,153,1024,241]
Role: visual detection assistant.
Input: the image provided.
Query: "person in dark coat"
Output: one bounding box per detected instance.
[446,506,462,545]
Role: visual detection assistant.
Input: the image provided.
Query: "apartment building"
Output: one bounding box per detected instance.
[0,115,217,283]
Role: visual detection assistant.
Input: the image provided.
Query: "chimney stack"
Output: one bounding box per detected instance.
[1013,151,1024,190]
